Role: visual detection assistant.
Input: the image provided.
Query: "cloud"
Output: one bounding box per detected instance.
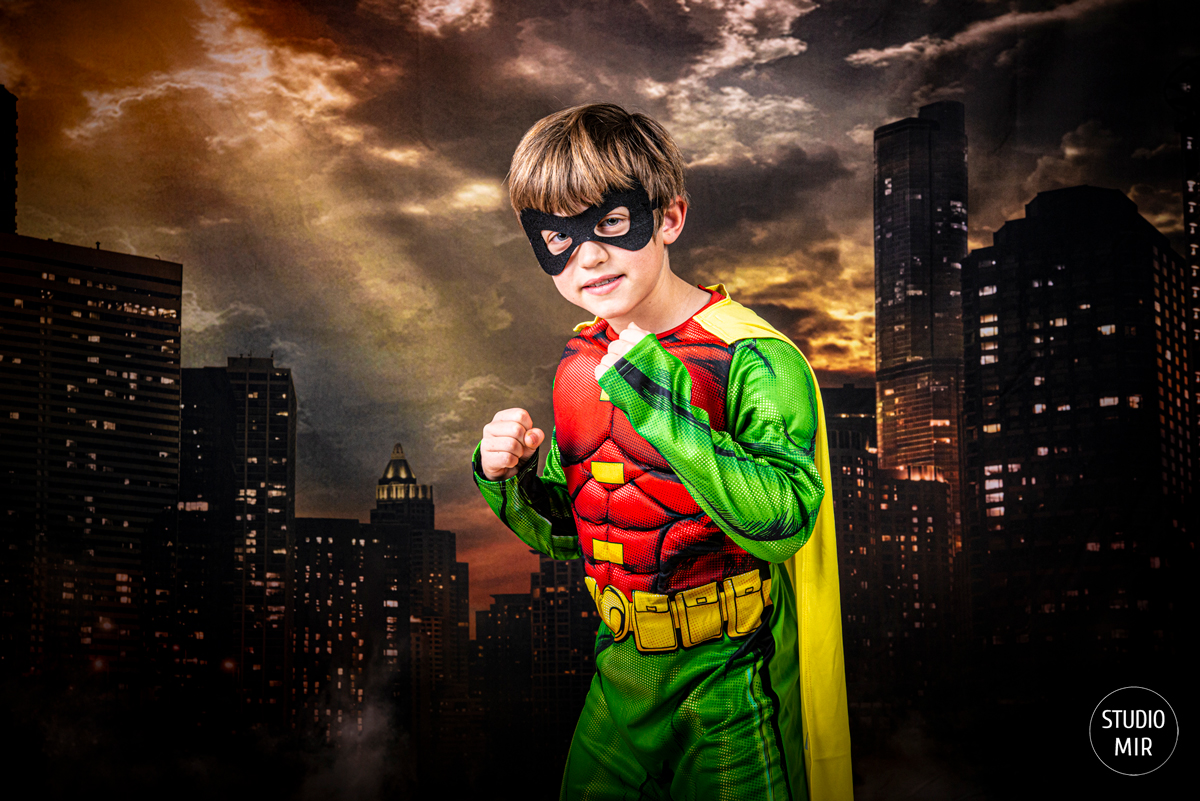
[65,0,364,148]
[358,0,493,36]
[1023,120,1121,195]
[643,77,817,164]
[845,0,1128,68]
[181,290,271,333]
[683,0,818,79]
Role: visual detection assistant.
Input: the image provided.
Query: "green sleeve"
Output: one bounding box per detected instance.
[598,335,824,563]
[471,431,581,560]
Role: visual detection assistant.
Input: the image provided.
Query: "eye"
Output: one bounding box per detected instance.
[541,230,572,255]
[595,206,630,237]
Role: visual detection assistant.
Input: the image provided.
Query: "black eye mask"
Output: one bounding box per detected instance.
[520,183,660,276]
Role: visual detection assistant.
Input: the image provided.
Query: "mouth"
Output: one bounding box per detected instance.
[583,274,623,293]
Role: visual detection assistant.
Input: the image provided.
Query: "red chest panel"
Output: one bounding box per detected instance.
[553,317,763,597]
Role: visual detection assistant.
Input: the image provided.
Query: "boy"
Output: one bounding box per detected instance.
[474,104,851,800]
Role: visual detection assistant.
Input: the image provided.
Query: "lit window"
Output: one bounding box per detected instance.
[1051,318,1068,327]
[980,326,999,337]
[1099,396,1119,407]
[985,492,1004,503]
[983,423,1001,434]
[1057,404,1071,412]
[1034,376,1045,386]
[1086,542,1100,552]
[985,479,1004,490]
[1128,395,1142,408]
[981,354,997,365]
[984,464,1003,475]
[986,507,1005,517]
[982,341,998,351]
[1037,447,1049,456]
[929,419,950,427]
[1034,403,1046,414]
[1098,324,1115,335]
[1031,279,1042,288]
[979,285,997,296]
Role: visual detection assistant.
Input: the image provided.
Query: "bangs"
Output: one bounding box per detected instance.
[508,104,686,222]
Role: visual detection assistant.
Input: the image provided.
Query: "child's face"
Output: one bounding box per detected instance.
[542,196,686,327]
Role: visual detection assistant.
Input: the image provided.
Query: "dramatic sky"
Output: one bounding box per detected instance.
[1,0,1193,620]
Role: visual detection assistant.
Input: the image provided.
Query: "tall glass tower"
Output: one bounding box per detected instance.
[873,100,968,541]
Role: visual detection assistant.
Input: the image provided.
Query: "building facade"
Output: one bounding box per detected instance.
[292,517,379,742]
[961,186,1190,678]
[0,233,181,679]
[873,100,968,546]
[223,356,296,722]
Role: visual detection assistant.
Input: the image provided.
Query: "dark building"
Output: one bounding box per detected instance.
[961,186,1190,685]
[1166,59,1200,524]
[473,591,536,797]
[873,100,968,547]
[875,466,953,690]
[0,233,181,680]
[529,555,596,760]
[148,367,239,705]
[223,355,296,723]
[292,517,380,743]
[366,443,424,728]
[475,592,532,733]
[822,386,886,741]
[409,527,470,755]
[368,443,471,772]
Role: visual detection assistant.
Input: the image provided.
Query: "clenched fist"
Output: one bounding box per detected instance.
[594,322,654,382]
[479,408,545,481]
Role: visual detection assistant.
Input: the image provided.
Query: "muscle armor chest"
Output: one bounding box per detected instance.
[553,315,764,600]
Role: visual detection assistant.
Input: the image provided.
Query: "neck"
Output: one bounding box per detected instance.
[607,251,711,334]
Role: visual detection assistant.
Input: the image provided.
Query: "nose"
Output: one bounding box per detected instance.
[570,239,608,271]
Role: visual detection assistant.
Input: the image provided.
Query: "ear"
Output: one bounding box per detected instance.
[659,196,687,245]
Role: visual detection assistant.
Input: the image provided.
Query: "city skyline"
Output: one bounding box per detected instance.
[1,0,1193,627]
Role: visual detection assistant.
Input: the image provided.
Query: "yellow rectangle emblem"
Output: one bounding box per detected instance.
[591,461,624,485]
[592,539,624,565]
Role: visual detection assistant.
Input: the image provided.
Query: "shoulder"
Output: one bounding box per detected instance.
[560,318,607,364]
[692,289,801,356]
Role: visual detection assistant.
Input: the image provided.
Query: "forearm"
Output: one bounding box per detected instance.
[472,440,581,560]
[598,336,824,563]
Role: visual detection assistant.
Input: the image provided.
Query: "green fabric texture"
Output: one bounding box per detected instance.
[472,433,580,560]
[563,602,804,801]
[598,333,824,563]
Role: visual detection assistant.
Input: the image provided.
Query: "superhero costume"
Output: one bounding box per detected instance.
[474,286,852,800]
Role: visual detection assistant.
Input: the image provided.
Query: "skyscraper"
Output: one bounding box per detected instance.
[529,555,595,762]
[292,517,378,742]
[149,367,239,703]
[224,355,296,722]
[961,186,1190,676]
[368,442,470,771]
[873,101,968,541]
[0,233,182,677]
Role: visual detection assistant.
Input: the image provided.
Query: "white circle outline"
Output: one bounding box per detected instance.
[1088,685,1179,777]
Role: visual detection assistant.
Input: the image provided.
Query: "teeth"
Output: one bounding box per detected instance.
[588,276,618,288]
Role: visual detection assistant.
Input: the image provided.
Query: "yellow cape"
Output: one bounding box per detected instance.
[694,286,854,801]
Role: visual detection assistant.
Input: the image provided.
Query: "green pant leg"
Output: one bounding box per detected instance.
[562,628,803,801]
[669,646,800,801]
[561,666,669,801]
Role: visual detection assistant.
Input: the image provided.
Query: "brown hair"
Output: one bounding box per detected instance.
[508,103,687,231]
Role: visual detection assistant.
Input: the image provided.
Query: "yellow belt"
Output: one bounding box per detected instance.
[584,568,773,654]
